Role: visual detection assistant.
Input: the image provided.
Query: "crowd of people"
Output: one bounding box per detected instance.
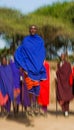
[0,25,74,119]
[0,25,50,117]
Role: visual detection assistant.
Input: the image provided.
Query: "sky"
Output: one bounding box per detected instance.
[0,37,7,49]
[0,0,69,14]
[0,0,70,49]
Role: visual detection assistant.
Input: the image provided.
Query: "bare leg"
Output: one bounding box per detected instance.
[13,100,19,116]
[62,101,69,117]
[1,106,5,117]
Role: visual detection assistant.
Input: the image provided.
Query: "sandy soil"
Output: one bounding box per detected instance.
[0,100,74,130]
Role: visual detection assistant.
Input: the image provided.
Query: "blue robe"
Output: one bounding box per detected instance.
[0,65,14,101]
[0,65,14,112]
[10,61,30,106]
[14,34,46,81]
[10,61,20,104]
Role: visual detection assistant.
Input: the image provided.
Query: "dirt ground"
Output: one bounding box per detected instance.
[0,100,74,130]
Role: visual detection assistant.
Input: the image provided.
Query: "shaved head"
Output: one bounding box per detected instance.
[29,25,37,30]
[61,53,66,61]
[29,25,37,35]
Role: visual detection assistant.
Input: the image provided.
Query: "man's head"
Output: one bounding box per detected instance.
[29,25,37,35]
[1,56,7,65]
[60,53,66,61]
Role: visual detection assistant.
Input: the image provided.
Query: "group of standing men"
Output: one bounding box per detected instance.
[0,25,49,117]
[0,25,74,118]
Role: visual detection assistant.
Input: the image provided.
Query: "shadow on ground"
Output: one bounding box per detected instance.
[47,109,74,117]
[0,111,35,127]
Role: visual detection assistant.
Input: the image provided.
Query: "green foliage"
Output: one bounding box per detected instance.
[0,1,74,59]
[0,1,74,38]
[34,1,74,23]
[69,55,74,64]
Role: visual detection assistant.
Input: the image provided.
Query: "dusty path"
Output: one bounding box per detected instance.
[0,101,74,130]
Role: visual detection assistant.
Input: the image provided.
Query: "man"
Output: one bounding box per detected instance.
[14,25,46,115]
[0,56,14,116]
[56,53,73,117]
[9,57,20,115]
[38,60,50,116]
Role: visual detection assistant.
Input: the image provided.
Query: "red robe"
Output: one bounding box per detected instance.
[56,61,73,101]
[38,61,50,106]
[69,67,74,86]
